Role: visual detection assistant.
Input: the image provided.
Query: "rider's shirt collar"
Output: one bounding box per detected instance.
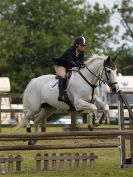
[76,48,80,57]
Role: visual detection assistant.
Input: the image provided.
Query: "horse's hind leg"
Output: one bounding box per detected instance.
[16,109,35,129]
[24,110,39,145]
[34,106,56,133]
[26,115,35,133]
[28,106,56,146]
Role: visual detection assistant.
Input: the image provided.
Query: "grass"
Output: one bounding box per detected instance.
[0,126,133,177]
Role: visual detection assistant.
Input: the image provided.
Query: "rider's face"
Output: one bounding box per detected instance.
[77,44,86,52]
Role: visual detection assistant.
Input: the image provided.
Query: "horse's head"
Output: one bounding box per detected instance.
[102,56,119,93]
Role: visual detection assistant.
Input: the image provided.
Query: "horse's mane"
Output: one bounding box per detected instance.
[85,54,107,65]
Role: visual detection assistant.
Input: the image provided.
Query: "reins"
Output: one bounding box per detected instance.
[70,61,117,103]
[78,64,105,103]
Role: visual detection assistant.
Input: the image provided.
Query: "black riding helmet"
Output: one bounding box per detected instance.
[74,36,86,46]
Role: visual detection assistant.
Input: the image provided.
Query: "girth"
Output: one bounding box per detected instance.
[78,70,97,103]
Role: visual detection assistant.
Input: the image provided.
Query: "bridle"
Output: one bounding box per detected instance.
[77,61,118,103]
[103,65,118,88]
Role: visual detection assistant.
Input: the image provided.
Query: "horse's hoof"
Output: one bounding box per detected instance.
[88,124,94,131]
[95,119,100,127]
[28,139,37,145]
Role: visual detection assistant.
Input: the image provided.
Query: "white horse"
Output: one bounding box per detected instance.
[16,55,119,133]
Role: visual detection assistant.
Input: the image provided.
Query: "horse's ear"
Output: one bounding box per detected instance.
[105,56,111,63]
[112,55,117,62]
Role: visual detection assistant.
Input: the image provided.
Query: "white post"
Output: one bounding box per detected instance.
[118,92,125,168]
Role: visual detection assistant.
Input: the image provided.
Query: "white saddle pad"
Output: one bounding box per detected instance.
[49,79,59,91]
[49,73,74,92]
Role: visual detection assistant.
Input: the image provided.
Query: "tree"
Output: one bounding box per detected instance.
[113,0,133,75]
[0,0,118,92]
[115,45,133,75]
[116,0,133,42]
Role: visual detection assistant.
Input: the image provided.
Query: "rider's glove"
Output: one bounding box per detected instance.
[80,63,85,68]
[76,61,85,68]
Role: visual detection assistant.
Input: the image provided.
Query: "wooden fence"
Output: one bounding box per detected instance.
[0,155,23,174]
[35,153,98,172]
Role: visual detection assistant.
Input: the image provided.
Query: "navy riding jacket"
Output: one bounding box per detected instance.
[53,46,84,68]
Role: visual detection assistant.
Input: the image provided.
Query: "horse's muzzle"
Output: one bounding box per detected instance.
[108,82,119,93]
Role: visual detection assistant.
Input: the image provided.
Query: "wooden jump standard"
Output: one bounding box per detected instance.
[118,90,133,168]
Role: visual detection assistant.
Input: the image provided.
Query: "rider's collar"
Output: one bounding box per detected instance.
[76,48,80,56]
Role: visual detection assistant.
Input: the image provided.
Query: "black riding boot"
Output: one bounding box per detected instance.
[58,77,66,102]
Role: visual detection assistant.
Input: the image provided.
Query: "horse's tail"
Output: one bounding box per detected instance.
[23,79,35,110]
[15,113,27,129]
[16,79,35,129]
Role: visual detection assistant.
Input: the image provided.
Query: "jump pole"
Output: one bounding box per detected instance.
[0,130,133,138]
[0,143,119,151]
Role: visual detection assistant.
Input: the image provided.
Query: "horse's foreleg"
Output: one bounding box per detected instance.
[95,97,109,125]
[74,99,97,130]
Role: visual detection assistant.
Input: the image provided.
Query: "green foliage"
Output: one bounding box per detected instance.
[117,0,133,42]
[0,0,118,92]
[116,48,133,75]
[113,0,133,75]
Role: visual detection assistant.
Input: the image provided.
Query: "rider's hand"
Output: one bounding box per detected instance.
[69,61,77,67]
[75,61,81,67]
[80,63,85,68]
[76,61,85,68]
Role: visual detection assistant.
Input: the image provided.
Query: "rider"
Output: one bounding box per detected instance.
[53,36,87,102]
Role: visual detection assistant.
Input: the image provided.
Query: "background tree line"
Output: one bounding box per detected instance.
[0,0,133,93]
